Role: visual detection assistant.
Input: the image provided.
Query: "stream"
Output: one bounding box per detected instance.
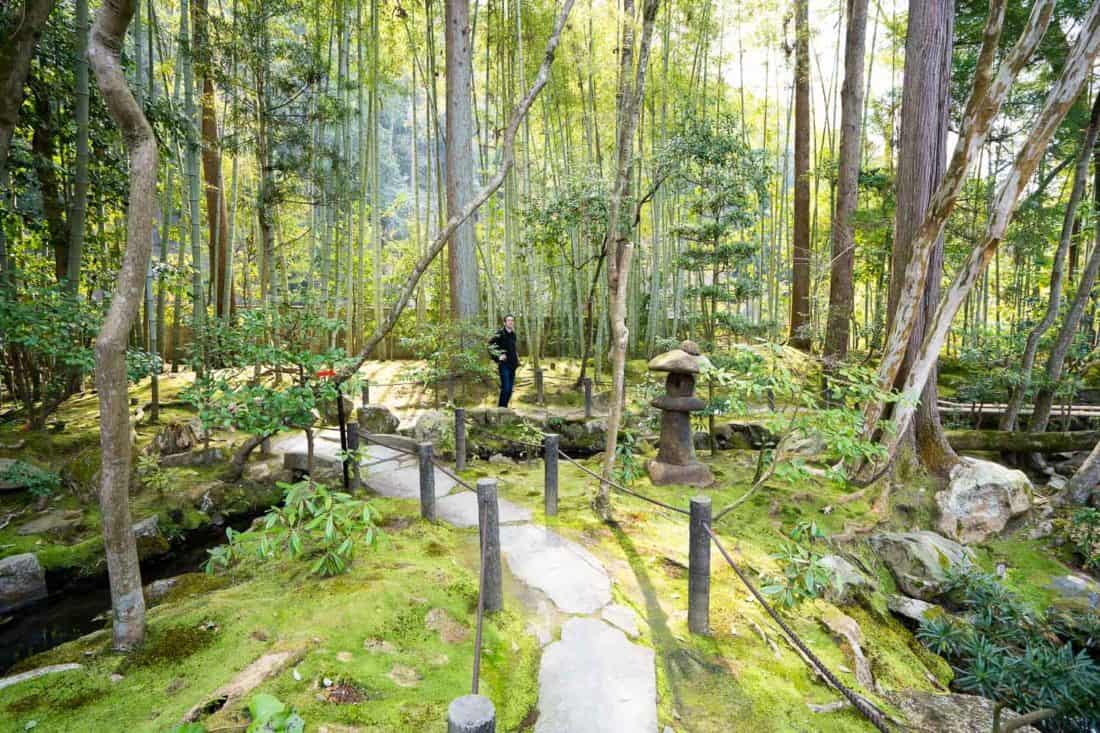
[0,515,254,674]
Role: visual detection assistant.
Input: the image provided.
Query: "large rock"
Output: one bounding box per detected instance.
[819,554,872,604]
[936,458,1032,543]
[887,595,943,624]
[411,410,449,444]
[16,510,82,540]
[870,531,975,601]
[357,405,399,435]
[147,421,199,456]
[0,553,47,613]
[888,691,1039,732]
[321,393,356,426]
[0,458,54,492]
[133,515,170,559]
[467,407,522,427]
[1048,573,1100,612]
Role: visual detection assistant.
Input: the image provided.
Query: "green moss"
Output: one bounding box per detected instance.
[118,624,218,673]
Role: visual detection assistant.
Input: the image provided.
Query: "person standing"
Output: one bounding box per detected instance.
[488,315,519,407]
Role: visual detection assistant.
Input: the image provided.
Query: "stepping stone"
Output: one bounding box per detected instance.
[435,492,532,527]
[601,604,641,638]
[535,618,656,733]
[499,524,611,614]
[362,458,455,500]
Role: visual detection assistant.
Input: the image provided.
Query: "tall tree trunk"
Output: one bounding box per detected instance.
[884,0,957,474]
[788,0,811,351]
[1065,438,1100,505]
[823,0,868,367]
[87,0,156,651]
[595,0,661,521]
[445,0,480,320]
[192,0,230,318]
[31,87,71,284]
[1001,91,1100,431]
[68,0,91,293]
[883,3,1100,458]
[0,0,56,177]
[181,0,205,368]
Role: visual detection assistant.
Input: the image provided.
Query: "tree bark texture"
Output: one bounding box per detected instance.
[68,0,91,293]
[884,2,1100,458]
[789,0,811,351]
[193,0,231,317]
[0,0,56,177]
[861,0,1054,439]
[446,0,480,320]
[823,0,869,364]
[596,0,661,520]
[1000,90,1100,431]
[88,0,156,651]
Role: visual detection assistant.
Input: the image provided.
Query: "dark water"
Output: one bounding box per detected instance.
[0,516,254,674]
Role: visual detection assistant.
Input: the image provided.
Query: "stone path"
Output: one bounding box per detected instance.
[272,428,659,732]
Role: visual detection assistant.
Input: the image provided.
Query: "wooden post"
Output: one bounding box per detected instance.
[455,407,467,472]
[477,478,503,613]
[688,496,712,635]
[418,442,436,521]
[535,368,545,405]
[583,377,593,418]
[347,423,361,490]
[361,380,370,406]
[336,384,350,490]
[447,694,496,733]
[543,433,559,516]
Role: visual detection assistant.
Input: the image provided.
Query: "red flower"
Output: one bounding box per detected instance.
[316,369,336,379]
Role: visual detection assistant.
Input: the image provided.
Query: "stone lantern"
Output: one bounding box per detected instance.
[646,340,714,487]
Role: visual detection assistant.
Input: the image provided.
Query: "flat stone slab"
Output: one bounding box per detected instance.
[499,524,611,614]
[601,604,641,638]
[435,492,532,527]
[535,618,656,733]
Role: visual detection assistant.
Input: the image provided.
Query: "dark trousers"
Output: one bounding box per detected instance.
[498,363,516,407]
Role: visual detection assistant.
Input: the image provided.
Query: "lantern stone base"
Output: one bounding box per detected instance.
[646,459,714,487]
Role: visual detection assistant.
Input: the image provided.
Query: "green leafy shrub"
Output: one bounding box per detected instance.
[916,567,1100,732]
[760,522,836,609]
[0,461,61,499]
[135,454,169,496]
[613,430,642,487]
[205,480,378,577]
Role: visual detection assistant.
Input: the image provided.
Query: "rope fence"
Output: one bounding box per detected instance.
[335,385,892,732]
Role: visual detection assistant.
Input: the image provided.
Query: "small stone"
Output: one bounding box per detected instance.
[425,608,469,644]
[336,651,353,663]
[887,595,943,624]
[292,668,302,681]
[488,453,512,465]
[388,664,421,688]
[429,653,449,667]
[1047,474,1068,491]
[323,677,333,687]
[110,674,123,683]
[363,638,397,654]
[679,340,701,355]
[1028,520,1054,540]
[0,553,47,614]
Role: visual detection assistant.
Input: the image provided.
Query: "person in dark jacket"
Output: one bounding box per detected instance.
[488,315,519,407]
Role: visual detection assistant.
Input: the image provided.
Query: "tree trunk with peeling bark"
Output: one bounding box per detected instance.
[1001,91,1100,432]
[789,0,811,351]
[823,0,869,368]
[1065,438,1100,505]
[881,3,1100,460]
[595,0,661,521]
[860,0,1054,443]
[88,0,156,651]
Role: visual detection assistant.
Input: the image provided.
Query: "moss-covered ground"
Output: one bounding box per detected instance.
[0,497,540,733]
[1,357,1092,732]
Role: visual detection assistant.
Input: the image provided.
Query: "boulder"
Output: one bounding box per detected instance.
[144,577,180,605]
[160,447,223,468]
[357,404,400,435]
[133,515,169,558]
[411,410,449,444]
[468,407,522,427]
[1048,573,1100,612]
[937,458,1032,543]
[321,393,355,426]
[0,459,54,492]
[887,691,1039,733]
[16,510,82,540]
[147,421,199,456]
[869,531,975,601]
[819,554,872,604]
[719,421,777,450]
[0,553,47,613]
[887,595,943,624]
